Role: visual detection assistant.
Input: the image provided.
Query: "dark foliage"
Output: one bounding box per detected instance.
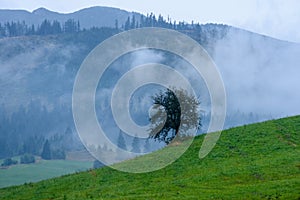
[1,158,18,167]
[51,149,66,160]
[117,131,127,150]
[131,136,141,153]
[41,140,51,160]
[20,154,35,164]
[0,18,80,38]
[149,88,201,144]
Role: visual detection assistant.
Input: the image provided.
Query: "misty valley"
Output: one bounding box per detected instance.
[0,6,299,199]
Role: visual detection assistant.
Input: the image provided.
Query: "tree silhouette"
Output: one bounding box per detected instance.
[149,88,201,144]
[124,17,130,30]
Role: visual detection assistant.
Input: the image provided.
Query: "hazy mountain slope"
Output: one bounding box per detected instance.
[1,24,300,158]
[0,7,141,29]
[212,27,300,117]
[0,29,120,158]
[1,25,299,116]
[0,116,299,199]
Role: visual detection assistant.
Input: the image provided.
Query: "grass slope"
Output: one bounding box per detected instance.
[0,160,92,188]
[0,116,299,199]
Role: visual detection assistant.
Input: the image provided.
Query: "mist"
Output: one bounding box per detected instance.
[1,24,300,159]
[212,27,300,117]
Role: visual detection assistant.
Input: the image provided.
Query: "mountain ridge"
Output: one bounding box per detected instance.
[0,6,142,29]
[1,6,299,45]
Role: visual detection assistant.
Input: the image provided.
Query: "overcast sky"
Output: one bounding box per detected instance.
[1,0,300,43]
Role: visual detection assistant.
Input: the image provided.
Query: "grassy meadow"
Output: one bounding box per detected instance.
[0,116,299,199]
[0,159,92,188]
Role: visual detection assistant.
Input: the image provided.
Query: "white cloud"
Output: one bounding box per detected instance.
[234,0,300,43]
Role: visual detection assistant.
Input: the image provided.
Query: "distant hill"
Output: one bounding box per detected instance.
[0,116,299,199]
[0,6,142,29]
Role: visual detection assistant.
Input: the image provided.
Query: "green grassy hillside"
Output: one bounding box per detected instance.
[1,116,299,199]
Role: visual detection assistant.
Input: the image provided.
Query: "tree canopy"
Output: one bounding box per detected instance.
[149,88,201,144]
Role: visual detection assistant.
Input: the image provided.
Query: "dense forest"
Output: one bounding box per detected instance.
[0,13,227,38]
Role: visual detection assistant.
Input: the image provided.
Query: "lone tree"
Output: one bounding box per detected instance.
[149,88,201,144]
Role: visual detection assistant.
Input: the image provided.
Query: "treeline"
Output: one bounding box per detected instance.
[0,13,230,53]
[121,14,229,49]
[0,19,80,37]
[122,13,201,31]
[1,154,35,167]
[0,13,204,38]
[88,131,154,155]
[0,13,229,54]
[0,101,81,159]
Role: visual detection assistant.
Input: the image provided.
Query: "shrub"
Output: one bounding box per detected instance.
[1,158,18,166]
[20,154,35,164]
[51,149,66,160]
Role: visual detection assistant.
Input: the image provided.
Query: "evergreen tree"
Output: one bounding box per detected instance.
[1,158,17,166]
[139,16,145,28]
[115,19,119,30]
[124,17,130,30]
[131,135,140,153]
[26,24,35,35]
[52,20,62,34]
[64,19,79,33]
[0,23,3,37]
[131,15,136,29]
[20,154,35,164]
[38,19,52,35]
[77,20,80,32]
[117,130,127,150]
[144,139,151,153]
[51,149,66,160]
[41,140,51,160]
